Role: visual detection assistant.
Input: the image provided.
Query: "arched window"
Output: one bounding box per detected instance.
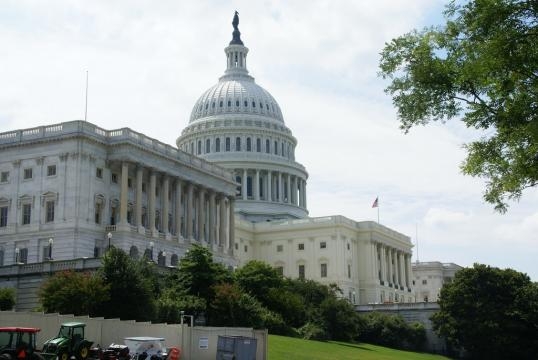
[235,175,242,196]
[244,100,248,107]
[216,138,221,152]
[190,142,194,154]
[212,102,215,108]
[226,137,231,151]
[171,254,179,266]
[256,138,261,152]
[228,100,231,107]
[219,101,223,107]
[197,140,202,155]
[252,101,256,108]
[265,139,270,153]
[236,137,241,151]
[206,139,210,153]
[274,141,278,155]
[246,138,252,151]
[236,100,240,106]
[281,143,284,156]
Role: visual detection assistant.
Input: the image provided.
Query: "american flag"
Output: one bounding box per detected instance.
[372,197,379,208]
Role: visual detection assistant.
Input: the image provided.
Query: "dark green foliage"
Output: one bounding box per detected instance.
[234,260,283,300]
[96,247,156,321]
[319,297,360,341]
[38,270,110,316]
[296,322,326,340]
[358,312,425,351]
[0,287,16,310]
[379,0,538,212]
[432,263,538,359]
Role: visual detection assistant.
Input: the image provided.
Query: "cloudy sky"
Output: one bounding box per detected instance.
[2,1,537,280]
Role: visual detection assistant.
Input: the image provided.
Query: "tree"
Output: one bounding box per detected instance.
[379,0,538,212]
[431,263,538,359]
[234,260,283,301]
[96,247,156,321]
[38,270,109,316]
[0,287,16,310]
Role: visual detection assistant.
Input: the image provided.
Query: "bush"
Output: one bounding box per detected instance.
[358,312,425,351]
[297,322,326,340]
[0,287,15,310]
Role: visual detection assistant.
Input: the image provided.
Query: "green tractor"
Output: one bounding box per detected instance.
[41,322,93,360]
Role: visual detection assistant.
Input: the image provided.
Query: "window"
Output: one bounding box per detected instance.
[298,265,305,279]
[16,248,28,264]
[227,100,231,107]
[96,168,103,179]
[236,100,240,107]
[22,204,31,225]
[235,137,241,151]
[265,139,270,153]
[274,141,278,154]
[256,138,261,152]
[246,138,252,151]
[235,243,239,250]
[244,100,248,107]
[320,241,327,249]
[277,244,283,252]
[206,139,210,153]
[244,245,248,252]
[95,203,102,224]
[111,173,118,184]
[321,263,327,278]
[347,243,350,250]
[45,201,55,222]
[23,168,33,180]
[47,165,56,176]
[225,137,231,151]
[0,206,7,227]
[219,101,223,108]
[127,178,133,188]
[197,140,202,155]
[348,264,351,278]
[422,279,427,285]
[142,183,147,193]
[275,266,284,276]
[252,101,256,108]
[0,171,8,183]
[246,176,252,197]
[216,138,221,152]
[298,243,304,250]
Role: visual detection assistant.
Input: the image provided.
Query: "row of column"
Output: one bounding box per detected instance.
[117,162,235,249]
[375,243,412,290]
[237,168,307,208]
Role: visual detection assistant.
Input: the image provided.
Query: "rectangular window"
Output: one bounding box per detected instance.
[347,243,350,250]
[0,206,7,227]
[298,243,304,250]
[111,173,118,184]
[244,245,248,252]
[47,165,56,176]
[95,203,102,224]
[298,265,305,279]
[96,168,103,179]
[320,241,327,249]
[1,171,9,183]
[277,244,283,252]
[225,137,231,151]
[18,248,28,264]
[275,266,283,276]
[23,168,32,180]
[321,263,327,278]
[128,178,133,188]
[142,183,147,193]
[348,264,351,278]
[45,201,55,222]
[422,279,427,285]
[22,204,31,225]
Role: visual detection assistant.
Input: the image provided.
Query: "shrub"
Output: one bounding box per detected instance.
[0,287,15,310]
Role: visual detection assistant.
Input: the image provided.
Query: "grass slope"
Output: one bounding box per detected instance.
[269,335,451,360]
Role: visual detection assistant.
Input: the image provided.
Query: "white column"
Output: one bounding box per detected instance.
[149,171,157,236]
[242,169,247,200]
[209,191,216,245]
[175,179,183,239]
[219,196,227,247]
[278,172,282,202]
[119,162,129,225]
[162,176,170,234]
[135,165,143,229]
[387,247,393,285]
[186,182,194,241]
[228,197,235,252]
[254,170,260,201]
[198,187,205,242]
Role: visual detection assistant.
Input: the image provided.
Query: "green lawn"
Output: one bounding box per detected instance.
[268,335,452,360]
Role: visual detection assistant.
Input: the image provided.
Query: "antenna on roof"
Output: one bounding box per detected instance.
[84,70,89,121]
[416,222,419,264]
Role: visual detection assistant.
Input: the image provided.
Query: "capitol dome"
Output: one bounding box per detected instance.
[177,13,308,222]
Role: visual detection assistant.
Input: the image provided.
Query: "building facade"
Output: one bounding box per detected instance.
[0,14,415,307]
[412,261,463,302]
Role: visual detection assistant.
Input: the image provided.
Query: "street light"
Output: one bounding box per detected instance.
[162,251,166,266]
[107,232,112,250]
[48,238,54,260]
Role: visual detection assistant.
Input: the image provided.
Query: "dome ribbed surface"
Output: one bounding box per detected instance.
[189,78,284,123]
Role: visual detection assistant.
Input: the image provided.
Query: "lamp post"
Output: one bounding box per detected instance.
[107,232,112,250]
[149,241,154,261]
[162,251,166,266]
[48,238,54,260]
[15,247,19,264]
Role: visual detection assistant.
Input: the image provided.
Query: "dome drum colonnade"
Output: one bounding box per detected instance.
[177,12,308,221]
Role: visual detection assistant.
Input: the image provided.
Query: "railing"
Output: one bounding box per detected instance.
[0,120,234,182]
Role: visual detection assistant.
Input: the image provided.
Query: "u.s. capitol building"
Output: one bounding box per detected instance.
[0,14,414,308]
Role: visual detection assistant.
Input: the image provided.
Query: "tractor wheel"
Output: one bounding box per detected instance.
[59,351,69,360]
[77,346,89,360]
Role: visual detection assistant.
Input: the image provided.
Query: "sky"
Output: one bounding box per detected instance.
[1,1,537,280]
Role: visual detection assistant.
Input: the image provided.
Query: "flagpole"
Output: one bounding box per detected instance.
[377,197,380,224]
[84,70,88,121]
